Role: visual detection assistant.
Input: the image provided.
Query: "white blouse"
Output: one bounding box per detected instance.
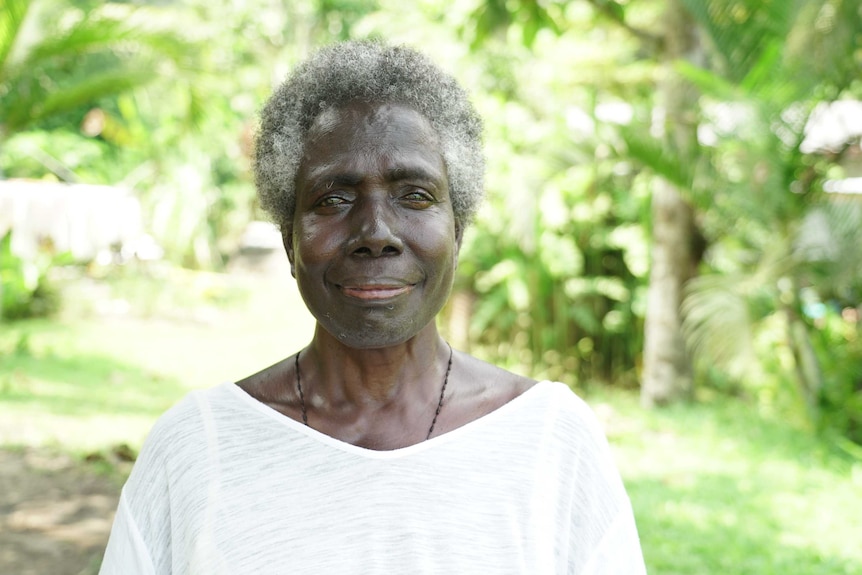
[100,380,646,574]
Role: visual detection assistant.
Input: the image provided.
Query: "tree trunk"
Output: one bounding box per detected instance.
[641,0,702,407]
[641,182,698,406]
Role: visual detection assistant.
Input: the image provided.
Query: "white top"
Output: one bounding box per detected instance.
[100,380,646,574]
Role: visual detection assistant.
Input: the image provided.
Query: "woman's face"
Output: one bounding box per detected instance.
[287,101,461,349]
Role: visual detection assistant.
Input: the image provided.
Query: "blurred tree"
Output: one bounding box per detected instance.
[136,0,379,267]
[463,0,862,422]
[671,0,862,439]
[0,0,193,142]
[0,0,197,319]
[438,0,660,386]
[463,0,703,396]
[640,0,702,406]
[0,0,379,268]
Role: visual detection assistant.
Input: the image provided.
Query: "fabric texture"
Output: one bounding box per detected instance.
[100,380,646,574]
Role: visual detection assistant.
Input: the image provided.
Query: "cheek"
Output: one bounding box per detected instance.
[293,220,343,266]
[295,245,336,280]
[418,230,458,280]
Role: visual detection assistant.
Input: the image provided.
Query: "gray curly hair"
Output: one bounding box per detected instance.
[254,40,484,231]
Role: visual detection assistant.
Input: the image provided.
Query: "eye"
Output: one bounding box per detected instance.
[313,194,351,213]
[319,196,346,207]
[400,188,436,208]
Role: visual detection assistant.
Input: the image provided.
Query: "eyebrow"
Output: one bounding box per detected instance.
[385,167,439,184]
[307,173,363,194]
[308,166,441,193]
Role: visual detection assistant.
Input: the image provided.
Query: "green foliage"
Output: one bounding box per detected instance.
[621,125,694,189]
[0,129,127,183]
[811,308,862,443]
[455,93,650,386]
[440,0,659,387]
[0,232,66,320]
[666,0,862,444]
[679,0,803,85]
[461,0,862,438]
[0,0,195,137]
[1,0,859,444]
[578,0,862,437]
[465,0,563,48]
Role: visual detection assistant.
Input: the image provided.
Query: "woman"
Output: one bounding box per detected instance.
[100,41,646,574]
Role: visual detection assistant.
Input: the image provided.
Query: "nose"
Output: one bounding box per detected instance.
[346,194,404,257]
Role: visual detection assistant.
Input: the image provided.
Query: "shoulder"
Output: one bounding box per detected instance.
[122,384,241,505]
[131,383,243,474]
[130,389,206,473]
[452,350,537,400]
[440,351,537,428]
[477,367,611,453]
[235,356,296,405]
[444,350,607,439]
[451,350,597,413]
[116,385,234,574]
[145,388,205,442]
[547,384,612,445]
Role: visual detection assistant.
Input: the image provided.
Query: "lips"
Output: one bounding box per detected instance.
[337,280,415,301]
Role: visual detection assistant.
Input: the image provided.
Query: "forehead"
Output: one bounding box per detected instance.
[297,102,446,183]
[308,101,439,146]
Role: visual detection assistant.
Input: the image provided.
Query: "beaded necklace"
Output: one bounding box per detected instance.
[295,343,453,440]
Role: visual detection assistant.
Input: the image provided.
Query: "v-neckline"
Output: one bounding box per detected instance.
[226,380,558,459]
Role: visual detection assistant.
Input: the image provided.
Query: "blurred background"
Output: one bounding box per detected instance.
[1,0,861,573]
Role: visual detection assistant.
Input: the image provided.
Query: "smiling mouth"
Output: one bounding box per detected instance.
[339,284,414,301]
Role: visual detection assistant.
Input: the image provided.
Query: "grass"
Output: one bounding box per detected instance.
[587,390,862,574]
[1,265,861,574]
[0,263,315,451]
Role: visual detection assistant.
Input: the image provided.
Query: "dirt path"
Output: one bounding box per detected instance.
[0,448,124,575]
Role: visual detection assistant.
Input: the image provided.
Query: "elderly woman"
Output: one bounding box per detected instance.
[100,41,645,574]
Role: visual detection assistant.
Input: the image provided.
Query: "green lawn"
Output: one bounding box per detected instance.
[593,391,862,574]
[0,266,315,450]
[1,267,860,574]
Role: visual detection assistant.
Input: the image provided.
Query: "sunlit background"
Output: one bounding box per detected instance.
[1,0,861,573]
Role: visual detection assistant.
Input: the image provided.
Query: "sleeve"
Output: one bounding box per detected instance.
[98,392,201,574]
[561,388,647,574]
[579,501,647,575]
[99,490,157,575]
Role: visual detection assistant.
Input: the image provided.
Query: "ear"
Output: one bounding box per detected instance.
[453,222,464,270]
[282,225,296,278]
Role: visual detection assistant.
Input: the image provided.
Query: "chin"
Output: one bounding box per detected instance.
[322,318,426,350]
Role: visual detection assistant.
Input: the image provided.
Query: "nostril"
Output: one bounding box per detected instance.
[346,204,405,257]
[350,245,400,257]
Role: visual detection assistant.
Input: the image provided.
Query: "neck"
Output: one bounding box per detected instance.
[301,322,449,410]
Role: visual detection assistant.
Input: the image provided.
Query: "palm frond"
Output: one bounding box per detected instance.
[620,126,693,189]
[679,0,804,83]
[0,1,197,136]
[3,69,156,132]
[19,14,190,69]
[682,273,757,377]
[784,0,862,91]
[674,60,739,101]
[796,199,862,299]
[0,0,31,78]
